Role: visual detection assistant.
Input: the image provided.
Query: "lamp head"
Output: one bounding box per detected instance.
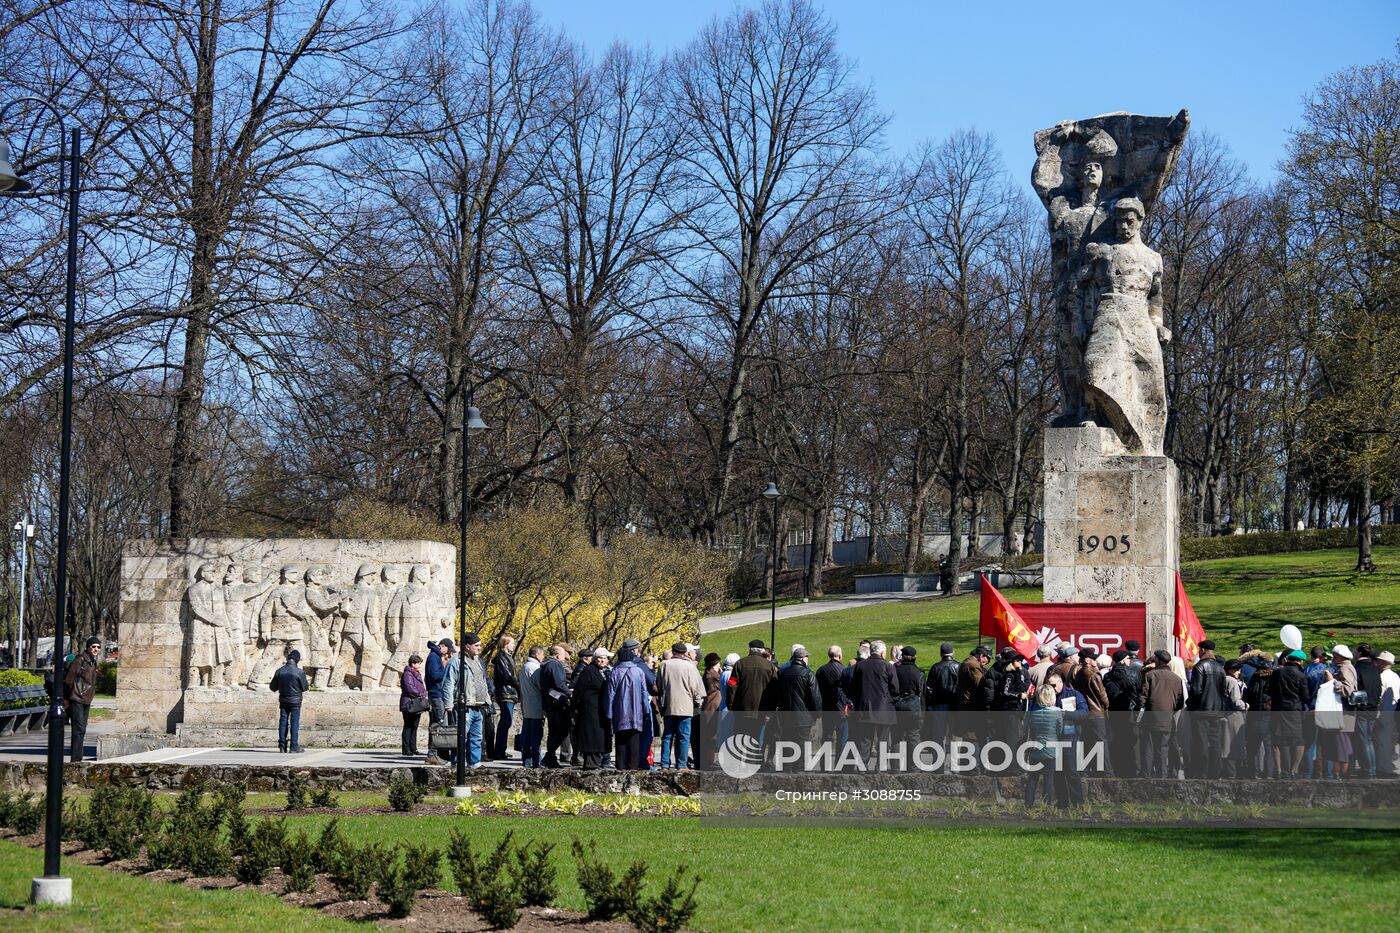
[465,406,488,432]
[762,482,780,500]
[0,139,31,193]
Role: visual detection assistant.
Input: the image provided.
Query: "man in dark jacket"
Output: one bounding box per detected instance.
[63,635,102,762]
[540,643,573,768]
[1352,644,1384,778]
[814,645,848,748]
[1187,640,1230,777]
[270,649,310,753]
[1103,649,1144,776]
[776,645,822,747]
[852,640,899,765]
[893,646,926,747]
[924,642,959,749]
[730,640,778,712]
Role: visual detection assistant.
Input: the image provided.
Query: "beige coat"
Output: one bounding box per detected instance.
[658,657,705,717]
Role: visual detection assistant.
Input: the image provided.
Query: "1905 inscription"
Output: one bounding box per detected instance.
[1078,533,1131,555]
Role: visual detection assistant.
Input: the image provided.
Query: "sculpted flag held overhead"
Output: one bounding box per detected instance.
[979,577,1041,659]
[1174,573,1206,661]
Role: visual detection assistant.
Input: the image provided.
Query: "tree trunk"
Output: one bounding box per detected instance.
[1357,468,1375,572]
[806,502,828,597]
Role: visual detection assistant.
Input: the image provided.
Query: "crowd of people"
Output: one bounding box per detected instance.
[383,632,1400,788]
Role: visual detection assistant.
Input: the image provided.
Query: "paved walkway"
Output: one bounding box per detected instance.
[699,590,940,635]
[0,697,117,763]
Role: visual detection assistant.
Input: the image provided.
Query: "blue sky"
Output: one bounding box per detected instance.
[530,0,1396,184]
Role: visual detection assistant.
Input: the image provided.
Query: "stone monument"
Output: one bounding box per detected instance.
[112,538,455,751]
[1033,111,1188,650]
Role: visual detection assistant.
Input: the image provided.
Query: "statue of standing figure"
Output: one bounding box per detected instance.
[1032,111,1188,455]
[186,563,233,687]
[302,566,342,688]
[379,564,432,687]
[223,563,274,688]
[248,565,315,687]
[331,564,384,689]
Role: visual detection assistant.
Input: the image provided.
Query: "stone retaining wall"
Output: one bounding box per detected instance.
[4,762,1397,812]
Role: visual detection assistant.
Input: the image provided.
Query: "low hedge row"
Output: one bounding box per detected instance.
[1181,526,1397,562]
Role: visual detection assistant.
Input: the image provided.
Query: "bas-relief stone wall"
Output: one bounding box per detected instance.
[1043,427,1179,650]
[118,538,456,737]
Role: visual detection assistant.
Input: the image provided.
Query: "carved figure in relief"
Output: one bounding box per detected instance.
[380,564,432,687]
[248,565,315,687]
[302,565,342,688]
[186,563,233,687]
[223,564,274,689]
[331,563,384,689]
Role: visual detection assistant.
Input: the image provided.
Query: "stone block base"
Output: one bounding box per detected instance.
[1043,427,1180,650]
[176,686,408,747]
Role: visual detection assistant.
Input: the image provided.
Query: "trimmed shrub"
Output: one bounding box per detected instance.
[61,798,90,843]
[572,838,644,922]
[446,829,515,902]
[387,776,427,812]
[283,830,316,894]
[213,783,249,855]
[309,786,338,808]
[376,855,418,919]
[285,774,309,811]
[331,841,390,901]
[312,817,347,874]
[514,841,557,907]
[630,865,702,933]
[4,793,43,835]
[403,841,441,891]
[235,817,288,884]
[84,785,156,859]
[472,865,521,929]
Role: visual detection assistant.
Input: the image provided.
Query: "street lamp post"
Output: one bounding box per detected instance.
[13,518,35,668]
[1,97,83,908]
[762,482,780,650]
[454,400,488,794]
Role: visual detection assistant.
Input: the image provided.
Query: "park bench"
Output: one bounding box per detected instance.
[0,684,52,736]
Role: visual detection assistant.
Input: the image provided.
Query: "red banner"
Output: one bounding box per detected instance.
[1174,573,1206,661]
[978,577,1041,658]
[980,599,1147,658]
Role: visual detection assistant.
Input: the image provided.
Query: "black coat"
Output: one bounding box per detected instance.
[925,658,959,707]
[492,652,520,702]
[269,661,309,707]
[1187,655,1229,712]
[1104,658,1145,711]
[852,657,898,723]
[775,660,822,723]
[893,659,926,711]
[815,659,848,711]
[570,663,608,755]
[540,657,571,711]
[1267,662,1310,712]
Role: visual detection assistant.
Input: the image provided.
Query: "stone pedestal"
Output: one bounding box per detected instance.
[1043,427,1179,650]
[177,686,408,747]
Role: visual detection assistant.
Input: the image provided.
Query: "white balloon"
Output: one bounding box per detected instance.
[1280,624,1303,651]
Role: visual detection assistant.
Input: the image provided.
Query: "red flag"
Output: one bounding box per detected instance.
[979,576,1041,659]
[1174,573,1206,661]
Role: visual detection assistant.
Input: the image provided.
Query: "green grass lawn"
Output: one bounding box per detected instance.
[707,547,1400,661]
[8,814,1391,933]
[0,838,360,932]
